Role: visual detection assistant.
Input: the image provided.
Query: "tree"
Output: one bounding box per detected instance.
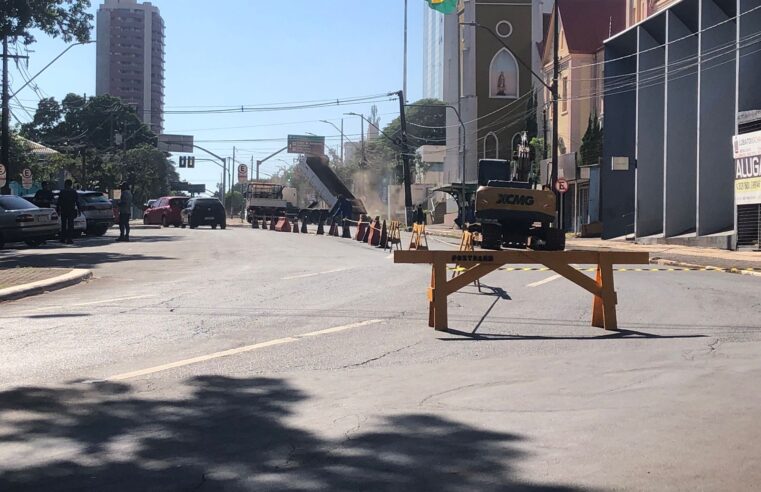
[0,0,93,44]
[578,113,603,167]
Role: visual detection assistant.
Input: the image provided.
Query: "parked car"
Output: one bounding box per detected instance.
[143,196,189,227]
[55,190,114,236]
[24,194,87,238]
[181,198,226,229]
[0,196,59,248]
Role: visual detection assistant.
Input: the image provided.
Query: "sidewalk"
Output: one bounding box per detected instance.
[424,224,761,274]
[0,268,92,302]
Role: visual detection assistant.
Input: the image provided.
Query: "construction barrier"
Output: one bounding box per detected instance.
[316,217,325,235]
[328,219,340,236]
[269,217,277,231]
[385,221,403,251]
[394,250,650,332]
[355,216,369,242]
[408,223,429,251]
[366,217,382,246]
[261,217,268,229]
[292,218,299,233]
[376,220,388,249]
[275,217,291,232]
[301,219,309,234]
[251,216,259,229]
[342,219,352,238]
[452,231,481,291]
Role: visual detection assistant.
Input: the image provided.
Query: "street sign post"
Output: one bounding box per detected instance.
[555,177,569,194]
[0,164,6,188]
[287,135,325,156]
[21,168,32,189]
[238,164,248,184]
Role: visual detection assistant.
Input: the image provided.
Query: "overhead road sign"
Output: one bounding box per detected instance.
[158,134,194,153]
[288,135,325,156]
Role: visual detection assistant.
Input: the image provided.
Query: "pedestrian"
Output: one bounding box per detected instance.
[33,181,54,209]
[415,204,426,225]
[330,194,350,222]
[117,182,133,242]
[57,179,80,245]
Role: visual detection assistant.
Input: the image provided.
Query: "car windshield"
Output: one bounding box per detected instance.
[0,196,38,211]
[80,193,110,203]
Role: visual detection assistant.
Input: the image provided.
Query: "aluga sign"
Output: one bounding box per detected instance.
[732,130,761,205]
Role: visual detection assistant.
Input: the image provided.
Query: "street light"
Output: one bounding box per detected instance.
[344,112,369,166]
[2,40,95,194]
[406,103,467,230]
[320,119,353,163]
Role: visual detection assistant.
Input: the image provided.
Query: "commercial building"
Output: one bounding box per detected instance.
[423,7,445,100]
[96,0,165,134]
[442,0,551,187]
[540,0,627,233]
[601,0,761,248]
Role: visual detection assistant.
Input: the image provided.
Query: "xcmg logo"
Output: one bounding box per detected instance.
[496,194,535,206]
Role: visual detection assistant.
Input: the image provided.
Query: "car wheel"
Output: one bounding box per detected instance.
[94,226,109,236]
[220,223,226,230]
[211,224,217,229]
[189,222,197,229]
[181,223,186,229]
[25,239,44,247]
[143,216,149,225]
[162,215,169,227]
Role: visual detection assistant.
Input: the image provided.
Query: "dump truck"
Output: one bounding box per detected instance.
[472,158,565,251]
[297,155,366,220]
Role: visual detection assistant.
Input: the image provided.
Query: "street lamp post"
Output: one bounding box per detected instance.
[320,119,352,163]
[405,103,467,230]
[2,40,94,195]
[343,112,367,166]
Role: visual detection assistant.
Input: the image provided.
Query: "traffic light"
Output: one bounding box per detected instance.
[187,157,195,168]
[179,156,187,168]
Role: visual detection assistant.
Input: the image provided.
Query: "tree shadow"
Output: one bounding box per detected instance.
[0,376,592,491]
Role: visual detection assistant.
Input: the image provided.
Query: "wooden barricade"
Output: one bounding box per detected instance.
[408,223,429,251]
[385,221,403,251]
[394,250,650,332]
[451,231,480,291]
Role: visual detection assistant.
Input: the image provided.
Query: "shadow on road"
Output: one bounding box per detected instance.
[0,376,590,491]
[0,251,176,269]
[440,326,708,342]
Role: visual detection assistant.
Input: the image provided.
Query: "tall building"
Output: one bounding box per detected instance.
[423,7,445,100]
[96,0,165,134]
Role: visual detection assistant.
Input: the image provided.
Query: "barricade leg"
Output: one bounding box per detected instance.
[429,262,449,331]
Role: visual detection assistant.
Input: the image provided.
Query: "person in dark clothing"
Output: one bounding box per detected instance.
[33,181,54,209]
[330,194,352,222]
[57,179,80,245]
[117,182,133,242]
[415,204,426,225]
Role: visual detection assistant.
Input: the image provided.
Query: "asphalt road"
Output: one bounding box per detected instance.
[0,225,759,491]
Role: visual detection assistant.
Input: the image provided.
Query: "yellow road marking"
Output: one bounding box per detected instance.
[282,268,349,280]
[96,319,383,382]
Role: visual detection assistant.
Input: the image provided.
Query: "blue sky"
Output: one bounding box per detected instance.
[10,0,425,192]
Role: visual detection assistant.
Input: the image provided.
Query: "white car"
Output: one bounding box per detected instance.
[60,210,87,237]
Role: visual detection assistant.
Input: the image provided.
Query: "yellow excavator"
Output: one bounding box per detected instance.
[472,157,565,251]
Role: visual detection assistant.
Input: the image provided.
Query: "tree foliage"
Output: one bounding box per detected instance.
[578,113,603,167]
[0,0,93,44]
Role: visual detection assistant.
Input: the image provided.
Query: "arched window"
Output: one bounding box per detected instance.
[483,132,500,159]
[489,48,519,99]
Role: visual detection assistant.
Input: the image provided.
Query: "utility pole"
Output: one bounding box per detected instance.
[340,118,344,163]
[395,90,413,226]
[1,37,10,195]
[360,115,365,166]
[552,0,561,229]
[403,0,408,103]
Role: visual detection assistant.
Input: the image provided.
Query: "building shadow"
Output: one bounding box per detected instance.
[0,376,592,491]
[0,252,176,270]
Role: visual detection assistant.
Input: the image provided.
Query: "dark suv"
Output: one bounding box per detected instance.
[181,198,226,229]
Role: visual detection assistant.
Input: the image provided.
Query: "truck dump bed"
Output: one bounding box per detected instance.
[298,155,367,217]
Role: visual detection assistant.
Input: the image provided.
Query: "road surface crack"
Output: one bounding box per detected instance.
[340,342,419,369]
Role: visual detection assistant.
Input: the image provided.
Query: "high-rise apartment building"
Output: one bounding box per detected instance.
[423,7,445,100]
[96,0,165,134]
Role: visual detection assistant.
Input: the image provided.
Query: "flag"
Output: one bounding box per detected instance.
[426,0,458,15]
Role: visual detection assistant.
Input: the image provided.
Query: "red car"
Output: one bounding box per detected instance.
[143,196,189,227]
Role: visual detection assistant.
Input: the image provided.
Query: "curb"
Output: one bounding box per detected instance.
[651,258,761,277]
[0,269,93,302]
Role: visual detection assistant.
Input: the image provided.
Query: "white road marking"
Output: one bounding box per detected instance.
[282,268,349,280]
[527,274,562,288]
[10,295,157,315]
[91,319,383,382]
